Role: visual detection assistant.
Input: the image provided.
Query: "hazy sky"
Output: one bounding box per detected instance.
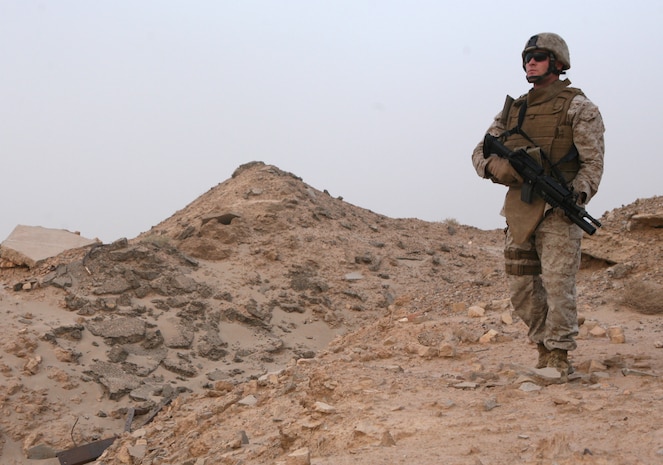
[2,1,661,243]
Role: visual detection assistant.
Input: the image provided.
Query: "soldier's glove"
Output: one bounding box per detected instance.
[485,155,523,187]
[571,180,590,207]
[573,191,588,207]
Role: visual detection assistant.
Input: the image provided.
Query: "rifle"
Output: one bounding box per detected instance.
[483,133,601,235]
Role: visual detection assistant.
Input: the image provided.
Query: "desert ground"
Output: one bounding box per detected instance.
[0,162,662,465]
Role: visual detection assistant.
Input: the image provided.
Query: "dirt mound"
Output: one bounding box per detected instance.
[0,163,661,464]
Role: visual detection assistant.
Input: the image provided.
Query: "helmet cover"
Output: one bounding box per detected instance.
[522,33,570,70]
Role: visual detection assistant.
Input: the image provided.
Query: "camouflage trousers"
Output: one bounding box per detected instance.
[505,209,583,352]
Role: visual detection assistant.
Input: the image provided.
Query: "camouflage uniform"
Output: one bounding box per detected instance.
[471,34,605,362]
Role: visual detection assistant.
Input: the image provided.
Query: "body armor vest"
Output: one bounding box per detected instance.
[502,79,583,183]
[500,79,583,245]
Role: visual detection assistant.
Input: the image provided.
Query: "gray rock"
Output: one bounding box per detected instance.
[162,318,195,349]
[26,443,57,459]
[87,317,147,344]
[519,382,542,392]
[86,361,143,400]
[162,357,197,377]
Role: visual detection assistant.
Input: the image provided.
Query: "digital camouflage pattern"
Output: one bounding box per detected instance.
[522,32,571,70]
[471,87,605,209]
[471,57,605,355]
[506,209,583,351]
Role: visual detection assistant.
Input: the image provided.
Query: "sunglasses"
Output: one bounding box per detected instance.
[524,51,549,63]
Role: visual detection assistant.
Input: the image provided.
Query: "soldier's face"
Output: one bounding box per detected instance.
[524,50,550,80]
[524,49,562,87]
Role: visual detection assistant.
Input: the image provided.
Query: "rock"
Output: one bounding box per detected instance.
[628,212,663,229]
[127,439,148,460]
[85,361,143,400]
[116,444,133,464]
[258,370,283,386]
[313,401,336,413]
[353,420,383,438]
[488,299,511,311]
[581,231,639,264]
[86,317,147,344]
[608,326,626,343]
[53,347,81,363]
[93,276,135,295]
[0,225,99,268]
[416,329,445,347]
[161,318,195,349]
[380,430,396,446]
[483,398,501,411]
[479,329,498,344]
[26,443,57,459]
[468,306,485,318]
[344,272,363,281]
[588,359,608,372]
[451,302,467,313]
[418,345,438,359]
[130,384,165,402]
[606,263,634,279]
[551,395,581,406]
[201,212,241,226]
[49,323,85,341]
[23,355,42,375]
[519,382,542,392]
[589,372,611,383]
[401,312,429,324]
[125,350,166,377]
[589,325,607,338]
[286,447,311,465]
[438,342,456,358]
[213,380,235,393]
[452,381,478,390]
[533,366,562,378]
[512,366,567,386]
[161,357,197,377]
[238,395,258,406]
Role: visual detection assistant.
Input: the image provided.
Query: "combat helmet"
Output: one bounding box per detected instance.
[522,33,571,71]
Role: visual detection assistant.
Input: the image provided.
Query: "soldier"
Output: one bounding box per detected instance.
[471,33,605,376]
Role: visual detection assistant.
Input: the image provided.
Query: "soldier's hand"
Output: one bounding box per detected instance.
[485,155,523,187]
[574,191,588,206]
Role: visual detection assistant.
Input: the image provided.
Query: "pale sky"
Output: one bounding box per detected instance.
[1,1,661,243]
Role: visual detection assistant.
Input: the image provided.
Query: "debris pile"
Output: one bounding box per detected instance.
[0,163,661,464]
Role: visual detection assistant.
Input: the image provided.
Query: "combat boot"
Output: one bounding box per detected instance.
[548,348,574,376]
[536,343,550,369]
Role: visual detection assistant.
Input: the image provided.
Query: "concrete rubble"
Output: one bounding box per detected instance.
[0,224,99,268]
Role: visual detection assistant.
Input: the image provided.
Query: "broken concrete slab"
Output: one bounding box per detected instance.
[0,225,100,268]
[85,361,143,400]
[629,212,663,229]
[581,230,640,264]
[86,317,147,344]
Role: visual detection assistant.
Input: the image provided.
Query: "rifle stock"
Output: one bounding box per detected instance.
[483,134,601,235]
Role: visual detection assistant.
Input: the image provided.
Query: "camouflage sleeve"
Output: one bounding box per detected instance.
[568,94,605,204]
[471,112,507,178]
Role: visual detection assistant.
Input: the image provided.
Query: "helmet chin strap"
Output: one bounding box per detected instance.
[526,72,548,83]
